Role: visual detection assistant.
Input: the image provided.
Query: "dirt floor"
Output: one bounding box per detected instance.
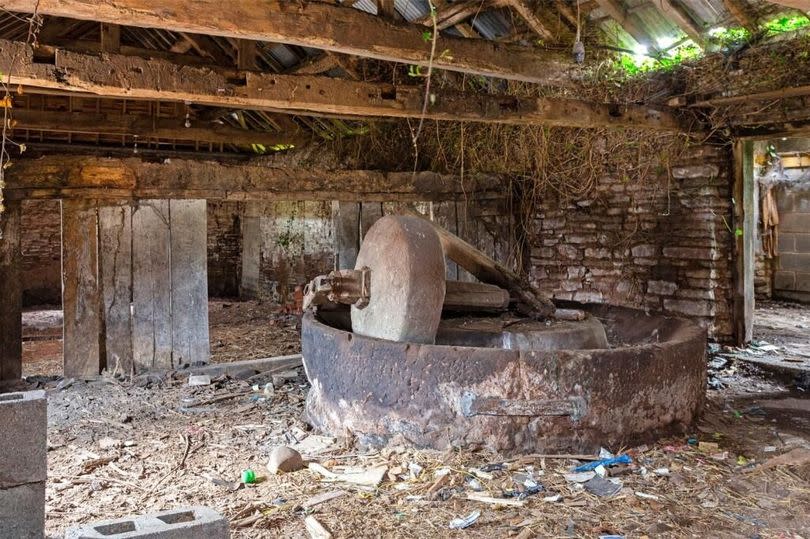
[21,299,301,377]
[9,300,810,537]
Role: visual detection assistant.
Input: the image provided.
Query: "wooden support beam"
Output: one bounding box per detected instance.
[3,0,575,83]
[333,201,361,270]
[9,108,308,147]
[765,0,810,10]
[653,0,705,48]
[0,40,687,132]
[62,199,104,379]
[100,23,121,53]
[505,0,573,42]
[722,0,756,32]
[3,155,505,202]
[688,83,810,108]
[237,40,256,70]
[0,201,22,381]
[98,204,133,375]
[595,0,658,51]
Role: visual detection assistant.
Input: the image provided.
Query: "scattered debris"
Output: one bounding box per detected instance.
[467,492,525,507]
[584,476,622,497]
[573,454,631,472]
[449,511,480,530]
[307,462,388,488]
[302,490,348,509]
[305,515,333,539]
[188,374,212,386]
[267,446,305,474]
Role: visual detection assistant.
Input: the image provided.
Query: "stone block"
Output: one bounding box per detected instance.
[631,244,656,258]
[662,247,716,260]
[556,245,580,260]
[65,506,228,539]
[573,290,603,303]
[0,390,47,488]
[647,280,678,296]
[671,164,719,179]
[0,481,45,539]
[663,299,714,317]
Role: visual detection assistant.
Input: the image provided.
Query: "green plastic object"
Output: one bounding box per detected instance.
[241,469,257,484]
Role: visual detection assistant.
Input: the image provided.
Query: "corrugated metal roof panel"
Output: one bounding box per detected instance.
[396,0,431,22]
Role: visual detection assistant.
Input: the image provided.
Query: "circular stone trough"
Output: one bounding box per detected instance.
[301,304,707,453]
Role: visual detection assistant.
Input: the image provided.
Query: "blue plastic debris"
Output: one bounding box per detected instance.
[573,454,632,472]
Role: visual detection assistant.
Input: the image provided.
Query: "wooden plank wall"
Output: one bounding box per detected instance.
[0,201,22,381]
[61,199,209,378]
[62,200,104,379]
[169,200,210,366]
[99,204,133,374]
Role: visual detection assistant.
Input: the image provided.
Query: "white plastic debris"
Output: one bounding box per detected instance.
[449,511,481,529]
[594,464,607,478]
[188,374,211,386]
[543,494,562,502]
[564,471,596,483]
[635,491,660,501]
[599,447,615,459]
[408,462,424,480]
[653,468,670,476]
[434,467,451,477]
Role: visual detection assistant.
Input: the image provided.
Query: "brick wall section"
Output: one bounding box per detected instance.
[773,182,810,303]
[528,144,735,341]
[20,200,62,306]
[207,201,244,298]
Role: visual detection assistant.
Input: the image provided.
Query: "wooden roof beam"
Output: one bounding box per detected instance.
[8,108,310,147]
[653,0,706,48]
[0,39,690,132]
[722,0,756,32]
[4,0,575,84]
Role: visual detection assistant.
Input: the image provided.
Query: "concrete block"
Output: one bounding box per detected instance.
[0,481,45,539]
[778,253,810,272]
[663,299,714,317]
[65,506,229,539]
[777,233,796,253]
[773,271,795,291]
[796,273,810,293]
[796,234,810,253]
[780,212,810,233]
[0,390,47,488]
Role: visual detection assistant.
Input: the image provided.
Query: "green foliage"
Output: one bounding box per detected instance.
[421,31,433,42]
[762,14,810,35]
[251,143,295,154]
[707,26,751,48]
[616,40,702,75]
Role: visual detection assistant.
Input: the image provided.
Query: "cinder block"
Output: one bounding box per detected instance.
[778,253,810,272]
[0,481,45,539]
[796,234,810,253]
[796,273,810,293]
[0,390,47,488]
[780,212,810,233]
[65,506,229,539]
[773,271,795,291]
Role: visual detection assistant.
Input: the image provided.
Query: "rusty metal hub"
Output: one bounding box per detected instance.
[302,304,707,453]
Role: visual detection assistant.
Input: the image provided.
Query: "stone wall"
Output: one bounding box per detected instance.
[527,144,735,341]
[207,201,244,298]
[773,179,810,303]
[20,200,62,306]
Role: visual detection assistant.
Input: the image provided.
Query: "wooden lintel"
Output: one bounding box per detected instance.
[9,108,309,147]
[0,40,688,132]
[3,155,504,202]
[3,0,575,83]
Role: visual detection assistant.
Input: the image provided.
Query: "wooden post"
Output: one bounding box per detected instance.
[132,200,173,371]
[99,204,133,375]
[733,140,755,344]
[0,201,22,381]
[169,200,210,366]
[333,201,360,270]
[62,199,104,379]
[100,23,121,53]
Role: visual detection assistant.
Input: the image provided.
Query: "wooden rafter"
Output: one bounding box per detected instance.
[506,0,573,43]
[653,0,705,48]
[8,108,310,147]
[722,0,756,32]
[0,40,689,132]
[4,0,574,83]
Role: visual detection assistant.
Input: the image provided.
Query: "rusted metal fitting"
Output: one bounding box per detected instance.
[302,267,371,311]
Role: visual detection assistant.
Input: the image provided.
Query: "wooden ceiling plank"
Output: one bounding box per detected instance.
[0,39,688,132]
[653,0,705,48]
[3,0,573,83]
[594,0,659,51]
[722,0,756,32]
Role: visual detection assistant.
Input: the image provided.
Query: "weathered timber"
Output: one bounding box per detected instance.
[132,201,173,371]
[654,0,705,48]
[169,200,210,366]
[98,204,134,375]
[0,201,22,381]
[62,199,104,379]
[3,155,502,202]
[443,280,510,312]
[764,0,810,10]
[9,109,309,147]
[333,201,361,270]
[2,0,573,83]
[0,40,688,132]
[594,0,658,51]
[404,208,556,317]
